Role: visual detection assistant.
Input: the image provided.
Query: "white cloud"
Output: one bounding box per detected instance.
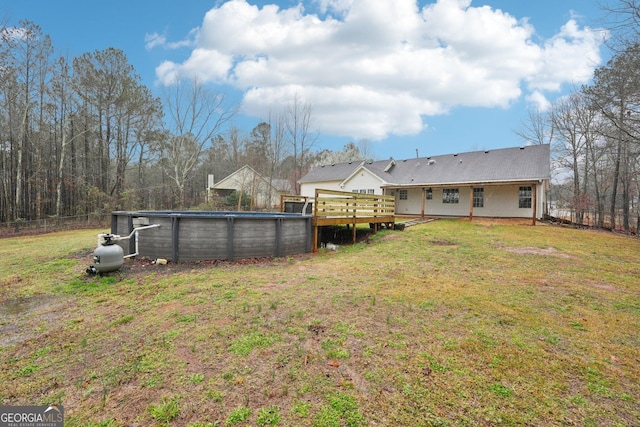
[526,90,552,112]
[145,29,198,51]
[145,32,167,50]
[527,20,605,92]
[154,0,605,139]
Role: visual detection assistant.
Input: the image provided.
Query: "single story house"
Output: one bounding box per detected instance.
[211,165,292,209]
[298,144,550,220]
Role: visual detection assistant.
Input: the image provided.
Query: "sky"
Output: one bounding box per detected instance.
[2,0,610,161]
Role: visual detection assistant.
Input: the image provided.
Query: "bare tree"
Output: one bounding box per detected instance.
[357,138,377,161]
[284,93,317,194]
[157,78,237,207]
[600,0,640,47]
[1,21,53,220]
[584,44,640,231]
[515,106,555,146]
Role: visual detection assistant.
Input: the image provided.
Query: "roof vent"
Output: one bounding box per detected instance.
[384,159,396,172]
[520,146,525,150]
[453,153,458,156]
[428,159,436,165]
[484,150,489,153]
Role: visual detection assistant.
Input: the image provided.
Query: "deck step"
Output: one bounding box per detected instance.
[400,218,435,228]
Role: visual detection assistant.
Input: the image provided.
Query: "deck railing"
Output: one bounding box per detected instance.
[282,189,396,251]
[313,189,395,225]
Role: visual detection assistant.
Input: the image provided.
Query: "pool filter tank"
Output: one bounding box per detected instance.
[87,224,161,274]
[92,233,124,273]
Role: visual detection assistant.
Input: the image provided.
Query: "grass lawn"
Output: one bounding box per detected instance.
[1,219,639,426]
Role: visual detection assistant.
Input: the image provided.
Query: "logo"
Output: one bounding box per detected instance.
[0,405,64,427]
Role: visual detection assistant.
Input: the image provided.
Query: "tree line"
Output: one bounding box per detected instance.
[517,1,640,233]
[0,20,374,224]
[4,2,639,232]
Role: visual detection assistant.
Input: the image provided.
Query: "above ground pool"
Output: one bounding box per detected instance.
[111,211,313,263]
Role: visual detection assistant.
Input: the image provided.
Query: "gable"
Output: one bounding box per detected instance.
[213,166,256,189]
[341,165,387,189]
[213,165,286,193]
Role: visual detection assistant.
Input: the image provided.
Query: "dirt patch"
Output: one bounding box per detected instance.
[589,283,617,291]
[0,295,72,347]
[502,246,574,258]
[460,217,537,226]
[257,282,289,293]
[430,238,456,246]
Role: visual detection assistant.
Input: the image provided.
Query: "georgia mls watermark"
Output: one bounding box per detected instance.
[0,405,64,427]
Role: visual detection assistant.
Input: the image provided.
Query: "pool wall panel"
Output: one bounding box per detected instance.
[111,211,312,263]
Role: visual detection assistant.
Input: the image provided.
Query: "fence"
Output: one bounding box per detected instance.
[0,214,109,238]
[548,207,638,233]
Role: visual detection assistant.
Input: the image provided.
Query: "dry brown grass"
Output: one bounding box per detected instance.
[1,220,639,426]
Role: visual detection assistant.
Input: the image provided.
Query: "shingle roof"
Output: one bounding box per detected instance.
[299,145,550,186]
[298,160,366,183]
[271,179,293,193]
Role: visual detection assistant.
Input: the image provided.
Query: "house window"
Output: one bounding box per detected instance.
[359,189,366,194]
[367,189,375,194]
[519,186,532,208]
[425,188,432,200]
[399,189,408,200]
[473,188,484,208]
[442,188,459,204]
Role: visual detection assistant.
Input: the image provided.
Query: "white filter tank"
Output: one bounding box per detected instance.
[93,234,124,273]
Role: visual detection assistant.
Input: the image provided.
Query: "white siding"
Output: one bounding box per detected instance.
[395,188,423,214]
[213,166,282,208]
[341,169,385,194]
[300,180,343,198]
[396,183,546,219]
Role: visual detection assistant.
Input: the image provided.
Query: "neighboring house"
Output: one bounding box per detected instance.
[298,144,550,220]
[212,165,292,209]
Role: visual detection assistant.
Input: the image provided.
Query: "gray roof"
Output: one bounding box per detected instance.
[272,179,293,193]
[299,144,550,186]
[299,160,367,183]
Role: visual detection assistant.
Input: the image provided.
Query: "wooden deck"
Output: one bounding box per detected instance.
[282,189,395,252]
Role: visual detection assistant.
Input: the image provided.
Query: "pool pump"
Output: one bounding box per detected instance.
[88,224,160,274]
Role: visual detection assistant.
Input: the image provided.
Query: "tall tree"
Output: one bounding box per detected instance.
[1,21,53,220]
[552,93,594,224]
[73,48,161,210]
[584,44,640,230]
[515,106,555,146]
[601,0,640,46]
[284,93,317,194]
[157,78,237,207]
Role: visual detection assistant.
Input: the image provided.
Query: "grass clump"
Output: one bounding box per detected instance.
[148,396,180,424]
[228,331,280,356]
[313,392,365,427]
[225,405,252,425]
[256,405,281,426]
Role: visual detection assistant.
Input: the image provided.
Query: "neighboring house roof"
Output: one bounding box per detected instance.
[271,179,293,193]
[299,145,550,187]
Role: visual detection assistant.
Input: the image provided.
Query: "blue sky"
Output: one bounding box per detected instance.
[2,0,608,161]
